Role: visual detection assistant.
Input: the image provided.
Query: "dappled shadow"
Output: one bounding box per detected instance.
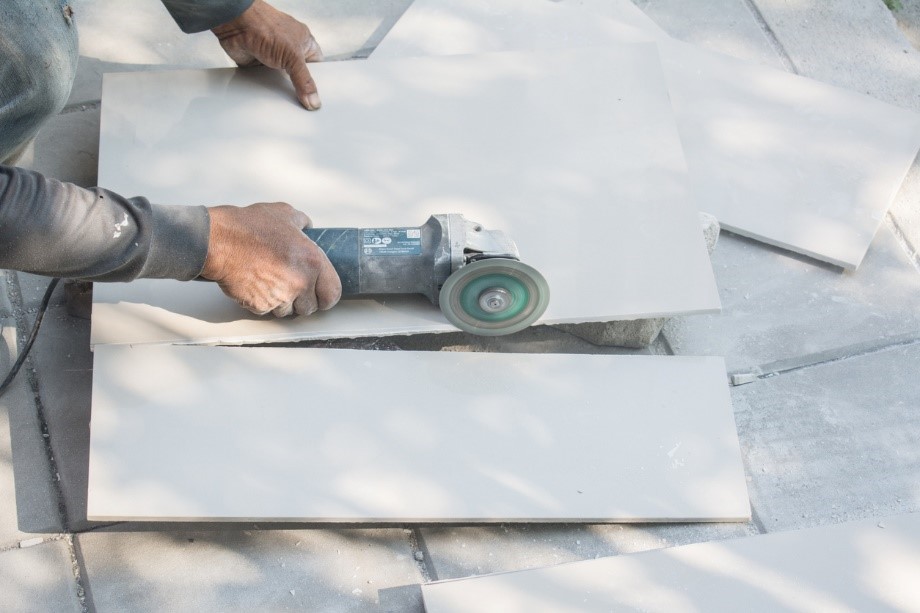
[420,514,920,611]
[75,525,422,611]
[91,43,719,345]
[86,345,747,523]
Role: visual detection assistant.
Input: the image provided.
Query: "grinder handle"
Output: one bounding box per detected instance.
[303,228,361,296]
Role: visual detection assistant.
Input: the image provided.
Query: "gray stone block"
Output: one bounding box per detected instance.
[893,0,920,50]
[662,224,920,372]
[749,0,920,110]
[418,521,758,581]
[23,106,100,188]
[0,271,14,318]
[26,307,93,532]
[631,0,786,68]
[733,342,920,532]
[554,212,720,348]
[78,528,421,612]
[0,540,82,613]
[12,273,65,313]
[0,321,63,541]
[378,583,424,613]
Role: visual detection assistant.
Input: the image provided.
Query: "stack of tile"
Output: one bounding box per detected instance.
[371,0,920,271]
[85,3,920,607]
[88,28,749,524]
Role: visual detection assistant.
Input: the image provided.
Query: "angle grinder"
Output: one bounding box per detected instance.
[304,214,549,336]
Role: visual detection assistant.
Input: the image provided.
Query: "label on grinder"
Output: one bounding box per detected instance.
[362,228,422,256]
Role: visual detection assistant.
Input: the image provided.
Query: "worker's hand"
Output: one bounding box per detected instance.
[211,0,323,110]
[201,203,341,317]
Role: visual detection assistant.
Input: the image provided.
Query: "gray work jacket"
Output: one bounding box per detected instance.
[0,0,253,282]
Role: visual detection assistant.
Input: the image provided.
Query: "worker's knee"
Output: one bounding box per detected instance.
[0,0,78,164]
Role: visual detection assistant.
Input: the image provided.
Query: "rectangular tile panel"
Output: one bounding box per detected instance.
[421,513,920,612]
[373,0,920,270]
[93,45,718,345]
[88,347,749,522]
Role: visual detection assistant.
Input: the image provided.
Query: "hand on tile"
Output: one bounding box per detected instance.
[211,0,324,110]
[201,203,342,317]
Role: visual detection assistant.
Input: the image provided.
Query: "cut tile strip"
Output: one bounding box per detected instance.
[88,346,749,522]
[421,513,920,612]
[372,0,920,270]
[92,44,719,345]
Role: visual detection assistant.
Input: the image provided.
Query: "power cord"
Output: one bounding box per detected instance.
[0,277,60,398]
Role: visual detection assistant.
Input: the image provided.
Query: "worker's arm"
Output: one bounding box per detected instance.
[160,0,323,111]
[0,165,340,317]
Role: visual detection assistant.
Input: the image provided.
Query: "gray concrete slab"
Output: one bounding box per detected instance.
[662,225,920,372]
[378,583,424,613]
[0,321,63,541]
[0,539,82,613]
[733,342,920,532]
[77,528,422,612]
[417,522,759,581]
[748,0,920,276]
[26,306,93,533]
[0,272,14,318]
[631,0,786,69]
[893,0,920,50]
[25,107,100,189]
[749,0,920,109]
[13,274,66,313]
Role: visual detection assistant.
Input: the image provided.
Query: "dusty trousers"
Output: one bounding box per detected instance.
[0,0,78,164]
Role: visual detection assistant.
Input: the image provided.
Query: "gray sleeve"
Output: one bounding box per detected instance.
[160,0,254,33]
[0,165,209,282]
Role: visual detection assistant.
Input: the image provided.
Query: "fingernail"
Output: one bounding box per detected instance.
[304,93,322,111]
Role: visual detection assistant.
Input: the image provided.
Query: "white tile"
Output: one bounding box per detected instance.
[421,513,920,612]
[370,0,659,59]
[372,0,920,270]
[88,346,749,522]
[93,45,719,345]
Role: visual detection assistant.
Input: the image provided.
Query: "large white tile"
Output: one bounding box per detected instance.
[372,0,920,270]
[421,513,920,612]
[88,346,749,522]
[93,45,719,345]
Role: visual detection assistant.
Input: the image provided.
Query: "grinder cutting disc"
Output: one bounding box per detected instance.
[439,259,550,336]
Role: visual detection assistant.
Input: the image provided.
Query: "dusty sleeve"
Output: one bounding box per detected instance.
[159,0,254,33]
[0,165,209,282]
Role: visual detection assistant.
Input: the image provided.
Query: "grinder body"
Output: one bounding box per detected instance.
[304,214,548,336]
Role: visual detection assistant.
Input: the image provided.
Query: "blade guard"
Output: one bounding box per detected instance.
[438,258,549,336]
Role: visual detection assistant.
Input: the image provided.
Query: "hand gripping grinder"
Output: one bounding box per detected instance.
[304,214,549,336]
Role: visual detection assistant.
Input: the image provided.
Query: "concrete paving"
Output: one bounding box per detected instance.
[894,0,920,50]
[632,0,787,69]
[734,342,920,532]
[662,226,920,373]
[0,539,82,613]
[77,528,422,611]
[2,0,920,611]
[751,0,920,271]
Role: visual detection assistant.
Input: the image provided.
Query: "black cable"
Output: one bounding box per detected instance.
[0,277,60,398]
